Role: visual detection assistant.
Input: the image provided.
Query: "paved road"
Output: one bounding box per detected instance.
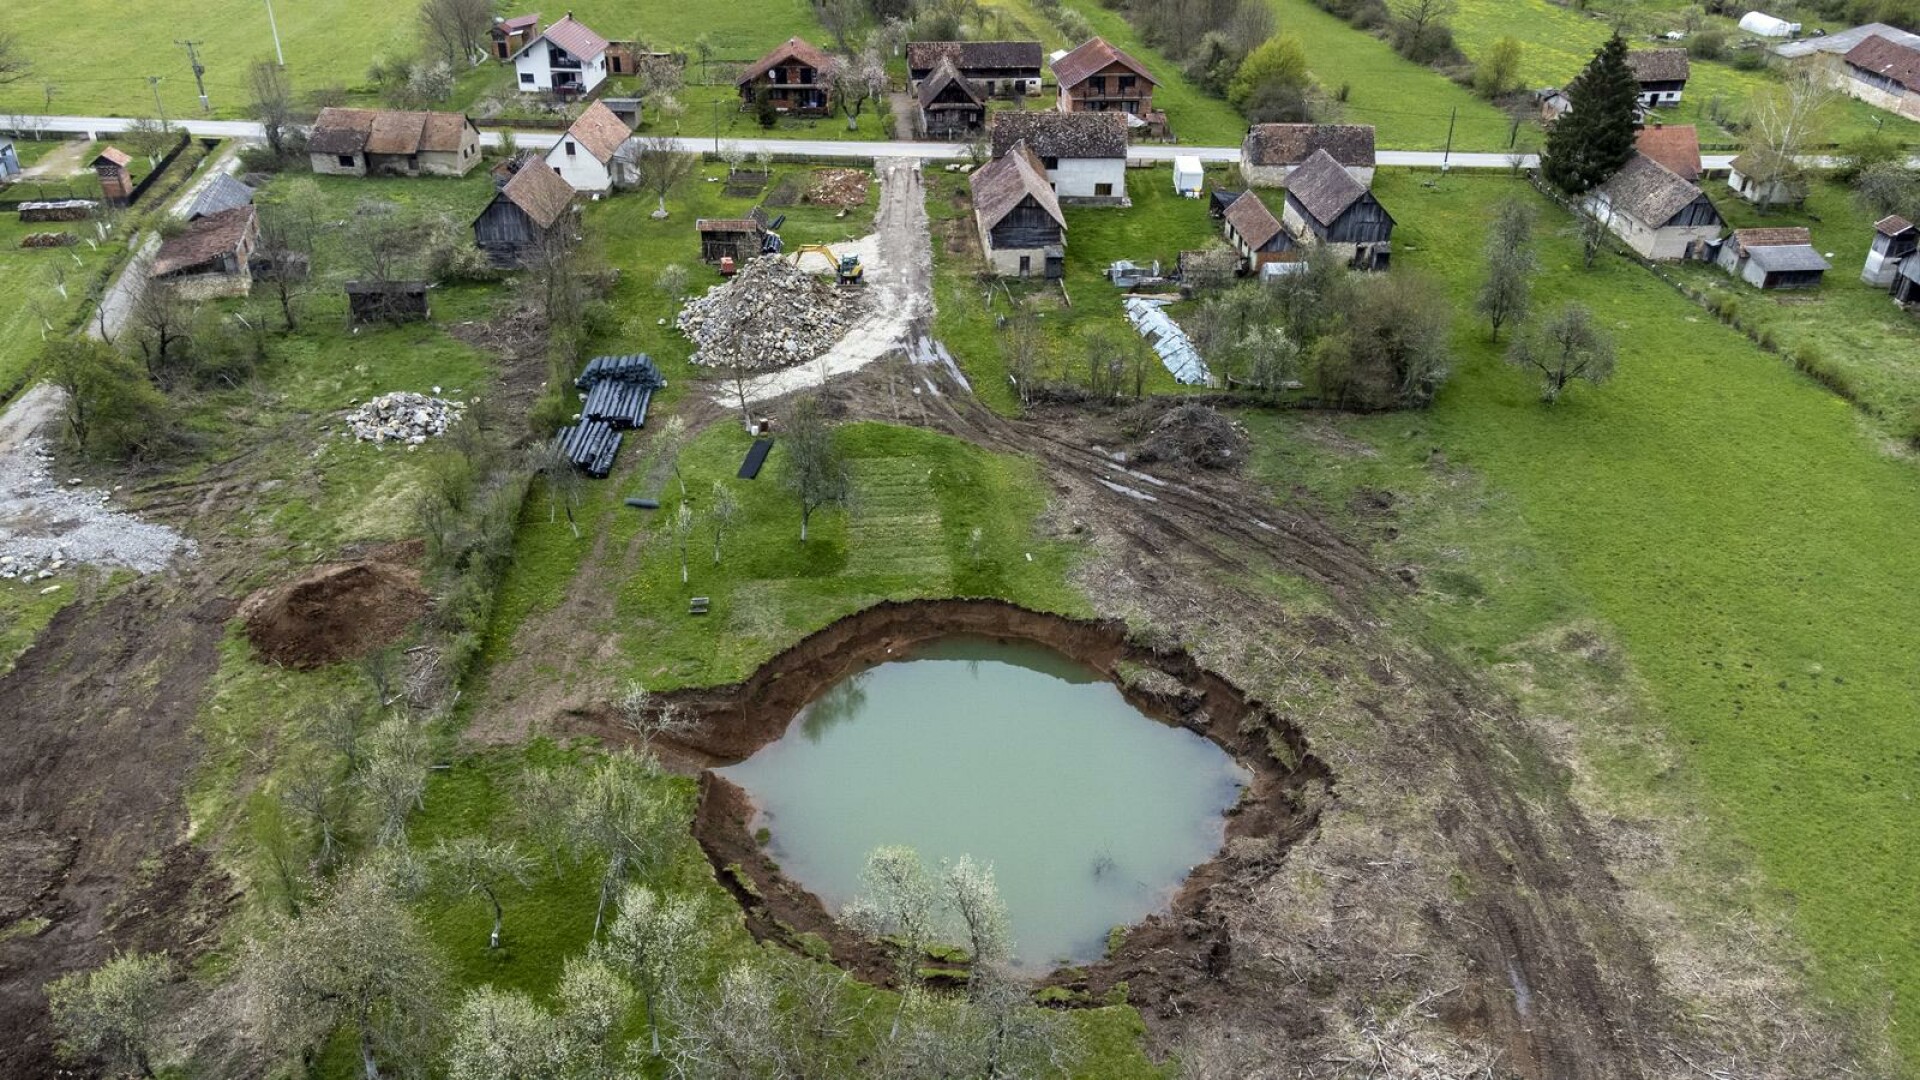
[13,113,1562,169]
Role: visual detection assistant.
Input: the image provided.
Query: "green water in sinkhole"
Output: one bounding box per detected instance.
[718,636,1248,968]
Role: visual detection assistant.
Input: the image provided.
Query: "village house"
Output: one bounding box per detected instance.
[1624,48,1690,107]
[987,110,1128,203]
[1862,214,1917,286]
[1279,149,1395,271]
[491,14,540,61]
[1585,152,1724,261]
[93,147,134,203]
[971,140,1067,278]
[1726,151,1807,207]
[1241,123,1376,187]
[307,108,482,177]
[546,100,633,194]
[1715,227,1829,289]
[906,41,1044,97]
[473,155,576,268]
[1221,191,1293,274]
[916,59,986,140]
[511,13,611,97]
[1635,124,1701,183]
[737,37,833,116]
[150,205,259,300]
[695,208,772,265]
[1836,33,1920,121]
[1052,37,1159,125]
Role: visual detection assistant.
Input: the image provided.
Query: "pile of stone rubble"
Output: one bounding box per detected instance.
[1,550,69,582]
[676,257,866,372]
[345,392,467,445]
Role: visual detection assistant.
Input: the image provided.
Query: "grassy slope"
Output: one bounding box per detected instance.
[1330,170,1920,1066]
[1670,177,1920,426]
[1260,0,1517,150]
[0,0,825,120]
[0,212,124,395]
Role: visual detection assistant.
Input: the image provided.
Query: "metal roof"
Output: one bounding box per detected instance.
[1746,244,1831,273]
[1124,297,1209,385]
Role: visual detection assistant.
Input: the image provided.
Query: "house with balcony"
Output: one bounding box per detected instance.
[511,13,611,97]
[737,37,834,116]
[1052,37,1158,120]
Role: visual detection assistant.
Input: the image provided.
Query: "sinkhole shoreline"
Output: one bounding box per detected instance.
[567,598,1334,1003]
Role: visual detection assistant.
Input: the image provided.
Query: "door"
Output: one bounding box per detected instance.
[1018,255,1031,276]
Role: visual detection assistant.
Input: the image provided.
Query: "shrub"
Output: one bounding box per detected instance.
[1730,46,1767,71]
[1687,26,1728,59]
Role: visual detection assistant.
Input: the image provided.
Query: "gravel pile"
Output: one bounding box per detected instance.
[346,392,467,445]
[676,257,867,372]
[0,439,193,575]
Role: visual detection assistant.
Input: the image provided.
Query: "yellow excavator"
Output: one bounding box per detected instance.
[787,243,865,285]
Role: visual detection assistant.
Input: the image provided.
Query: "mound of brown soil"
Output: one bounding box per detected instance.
[240,561,427,669]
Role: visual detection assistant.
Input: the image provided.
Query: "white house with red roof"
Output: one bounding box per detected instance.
[511,12,611,96]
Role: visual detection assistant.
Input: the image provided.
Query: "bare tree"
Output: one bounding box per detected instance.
[282,768,350,870]
[1475,197,1536,341]
[842,845,943,1037]
[828,48,889,132]
[0,31,29,87]
[47,952,173,1079]
[781,394,851,542]
[1004,309,1044,408]
[122,116,178,163]
[528,439,585,537]
[1577,204,1612,269]
[359,714,429,846]
[127,284,196,387]
[654,415,691,498]
[613,681,698,743]
[632,136,699,218]
[814,0,864,52]
[710,481,741,564]
[248,59,296,158]
[673,500,696,584]
[240,866,447,1080]
[255,178,321,331]
[1507,302,1616,404]
[1390,0,1459,62]
[431,837,536,949]
[597,883,708,1056]
[1741,68,1837,212]
[418,0,494,67]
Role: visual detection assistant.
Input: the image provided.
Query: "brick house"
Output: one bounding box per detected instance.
[1051,37,1157,118]
[737,37,834,116]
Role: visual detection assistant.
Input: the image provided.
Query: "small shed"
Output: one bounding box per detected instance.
[1221,190,1292,272]
[1716,227,1829,289]
[345,281,431,326]
[93,147,134,203]
[1727,151,1807,207]
[1173,156,1204,198]
[1893,253,1920,306]
[1863,214,1918,286]
[1738,12,1800,37]
[695,207,770,264]
[0,138,19,180]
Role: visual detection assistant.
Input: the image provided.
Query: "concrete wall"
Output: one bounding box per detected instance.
[162,269,252,301]
[548,143,614,193]
[1048,156,1125,200]
[1835,70,1920,121]
[419,141,480,177]
[310,150,367,177]
[1606,209,1718,260]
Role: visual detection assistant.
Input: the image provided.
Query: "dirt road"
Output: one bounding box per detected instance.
[726,157,932,404]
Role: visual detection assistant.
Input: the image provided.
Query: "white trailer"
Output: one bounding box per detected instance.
[1173,155,1204,198]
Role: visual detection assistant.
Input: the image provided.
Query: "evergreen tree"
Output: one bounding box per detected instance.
[1541,35,1641,195]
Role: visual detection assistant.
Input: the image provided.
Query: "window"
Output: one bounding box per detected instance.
[1019,255,1032,275]
[565,141,576,156]
[338,155,354,168]
[1041,156,1058,170]
[520,73,534,84]
[1094,182,1113,197]
[1118,75,1135,91]
[1089,76,1105,94]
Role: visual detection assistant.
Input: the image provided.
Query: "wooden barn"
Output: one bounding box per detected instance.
[1280,149,1394,271]
[473,157,577,268]
[970,140,1066,278]
[696,207,771,264]
[906,41,1044,97]
[917,58,986,139]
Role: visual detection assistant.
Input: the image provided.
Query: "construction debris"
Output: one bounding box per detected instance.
[576,353,665,430]
[1125,402,1250,471]
[806,168,870,209]
[676,257,867,371]
[346,392,467,445]
[1124,296,1210,386]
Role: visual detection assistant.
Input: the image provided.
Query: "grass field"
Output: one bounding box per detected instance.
[1670,177,1920,428]
[1269,169,1920,1067]
[0,0,829,121]
[0,210,125,397]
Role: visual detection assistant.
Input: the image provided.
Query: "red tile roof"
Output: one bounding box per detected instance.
[1634,125,1701,181]
[537,14,609,61]
[152,206,256,278]
[737,37,836,85]
[1051,37,1157,91]
[562,100,631,163]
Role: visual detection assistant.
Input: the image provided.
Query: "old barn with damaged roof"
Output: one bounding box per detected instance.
[473,156,578,268]
[1241,123,1376,187]
[1585,152,1724,261]
[906,41,1043,97]
[307,107,482,178]
[1279,149,1394,271]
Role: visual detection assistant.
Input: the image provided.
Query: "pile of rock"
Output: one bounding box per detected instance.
[0,550,68,582]
[676,257,866,372]
[345,392,467,445]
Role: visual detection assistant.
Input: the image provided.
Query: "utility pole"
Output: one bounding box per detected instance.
[1441,106,1457,172]
[176,39,211,113]
[264,0,285,66]
[148,76,168,126]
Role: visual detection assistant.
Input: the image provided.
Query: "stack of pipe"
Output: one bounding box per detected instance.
[555,419,622,479]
